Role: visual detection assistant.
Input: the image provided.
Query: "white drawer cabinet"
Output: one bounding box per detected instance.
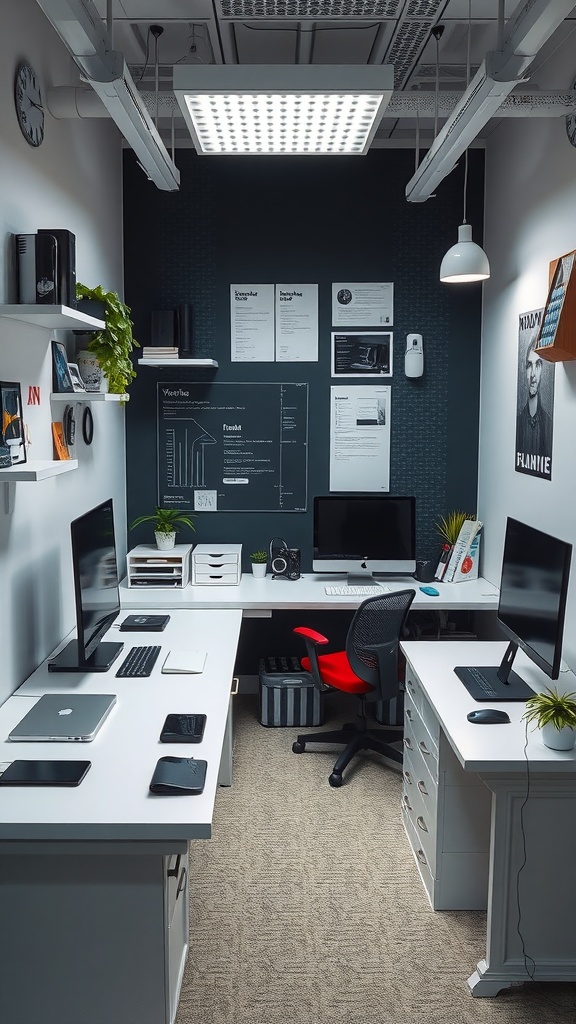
[402,669,491,910]
[192,543,242,585]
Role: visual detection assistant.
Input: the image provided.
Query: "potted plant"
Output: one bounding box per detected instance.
[130,507,196,551]
[250,550,268,578]
[523,686,576,750]
[435,510,475,547]
[76,283,139,395]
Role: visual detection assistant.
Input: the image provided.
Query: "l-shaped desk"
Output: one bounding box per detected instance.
[1,576,575,1022]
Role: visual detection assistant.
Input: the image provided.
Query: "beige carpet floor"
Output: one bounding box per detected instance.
[176,695,575,1024]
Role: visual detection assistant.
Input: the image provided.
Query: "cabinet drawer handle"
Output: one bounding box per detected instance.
[419,741,432,756]
[231,676,239,696]
[403,794,412,812]
[416,848,427,866]
[177,867,187,898]
[416,815,428,833]
[417,780,429,796]
[167,854,181,878]
[405,708,413,722]
[403,770,413,786]
[403,737,413,750]
[406,679,416,695]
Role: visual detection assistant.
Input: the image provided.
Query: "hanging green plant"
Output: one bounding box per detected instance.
[76,283,139,395]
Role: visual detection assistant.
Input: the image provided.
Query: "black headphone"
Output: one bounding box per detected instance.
[269,537,289,575]
[82,405,94,445]
[63,405,76,447]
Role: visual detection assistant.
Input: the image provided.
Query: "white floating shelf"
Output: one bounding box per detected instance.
[0,460,78,481]
[0,304,105,330]
[50,392,129,402]
[138,358,218,368]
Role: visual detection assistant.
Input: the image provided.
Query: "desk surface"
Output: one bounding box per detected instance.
[401,640,576,774]
[121,573,499,612]
[0,609,241,842]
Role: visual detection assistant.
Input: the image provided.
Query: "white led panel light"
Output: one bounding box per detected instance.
[173,65,394,155]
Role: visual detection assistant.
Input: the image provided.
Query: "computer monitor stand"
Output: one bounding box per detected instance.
[48,639,124,673]
[346,573,377,586]
[455,641,534,701]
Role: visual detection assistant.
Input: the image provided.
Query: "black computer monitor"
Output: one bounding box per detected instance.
[312,495,416,582]
[48,498,123,672]
[456,517,572,701]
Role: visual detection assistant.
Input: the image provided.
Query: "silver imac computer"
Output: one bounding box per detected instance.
[313,494,416,583]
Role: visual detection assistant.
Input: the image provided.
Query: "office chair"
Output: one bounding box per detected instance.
[292,589,416,787]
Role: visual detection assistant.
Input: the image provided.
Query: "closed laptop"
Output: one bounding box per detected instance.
[8,693,117,742]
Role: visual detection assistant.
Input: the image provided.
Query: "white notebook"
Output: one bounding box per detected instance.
[161,650,206,674]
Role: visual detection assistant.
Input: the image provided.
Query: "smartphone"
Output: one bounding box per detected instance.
[160,713,206,743]
[0,760,91,787]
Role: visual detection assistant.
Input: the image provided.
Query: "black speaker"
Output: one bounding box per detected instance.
[415,559,436,583]
[39,229,76,306]
[16,232,57,304]
[177,303,194,356]
[287,548,301,580]
[270,538,301,580]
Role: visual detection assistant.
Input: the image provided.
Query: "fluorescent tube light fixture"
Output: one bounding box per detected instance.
[173,65,393,155]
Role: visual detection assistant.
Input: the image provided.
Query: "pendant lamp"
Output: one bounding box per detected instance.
[439,0,490,284]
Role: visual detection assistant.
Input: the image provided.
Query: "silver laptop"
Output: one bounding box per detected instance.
[8,694,117,742]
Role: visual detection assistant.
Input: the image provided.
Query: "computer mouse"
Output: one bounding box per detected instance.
[419,586,439,596]
[467,709,511,724]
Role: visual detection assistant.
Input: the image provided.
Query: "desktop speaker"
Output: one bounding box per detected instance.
[38,229,76,306]
[269,538,300,580]
[415,559,436,583]
[16,232,57,304]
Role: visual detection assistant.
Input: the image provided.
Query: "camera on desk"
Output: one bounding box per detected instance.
[269,537,301,580]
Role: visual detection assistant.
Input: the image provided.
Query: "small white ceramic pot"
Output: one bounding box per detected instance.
[251,562,267,578]
[541,721,576,750]
[77,350,108,393]
[155,532,176,551]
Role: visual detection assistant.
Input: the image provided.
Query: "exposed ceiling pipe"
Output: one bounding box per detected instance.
[405,0,576,202]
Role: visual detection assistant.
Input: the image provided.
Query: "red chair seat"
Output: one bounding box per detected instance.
[301,651,373,695]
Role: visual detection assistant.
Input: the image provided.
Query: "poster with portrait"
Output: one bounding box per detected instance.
[515,309,554,480]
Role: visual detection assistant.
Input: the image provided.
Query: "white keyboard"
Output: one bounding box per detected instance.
[324,585,390,597]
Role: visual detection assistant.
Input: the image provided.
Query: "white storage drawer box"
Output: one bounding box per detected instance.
[192,544,242,586]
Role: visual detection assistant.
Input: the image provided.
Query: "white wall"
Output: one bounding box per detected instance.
[479,31,576,670]
[0,0,127,702]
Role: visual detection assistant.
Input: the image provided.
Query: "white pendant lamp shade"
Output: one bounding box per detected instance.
[439,223,490,283]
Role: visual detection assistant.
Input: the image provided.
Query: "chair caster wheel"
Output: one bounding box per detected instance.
[292,740,305,754]
[329,772,343,788]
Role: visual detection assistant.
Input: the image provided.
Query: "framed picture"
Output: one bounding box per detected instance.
[0,381,27,466]
[51,340,74,393]
[67,362,86,392]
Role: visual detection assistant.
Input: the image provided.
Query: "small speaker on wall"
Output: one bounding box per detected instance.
[151,310,175,347]
[177,304,194,356]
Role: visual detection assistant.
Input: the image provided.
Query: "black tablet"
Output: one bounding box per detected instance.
[0,760,91,787]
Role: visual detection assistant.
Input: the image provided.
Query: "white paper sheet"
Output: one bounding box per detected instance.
[332,282,393,327]
[231,284,275,361]
[275,284,318,362]
[329,385,391,492]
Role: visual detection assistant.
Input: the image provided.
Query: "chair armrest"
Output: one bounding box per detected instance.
[294,626,329,645]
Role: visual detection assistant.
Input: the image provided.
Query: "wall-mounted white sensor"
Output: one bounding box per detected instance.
[405,334,423,378]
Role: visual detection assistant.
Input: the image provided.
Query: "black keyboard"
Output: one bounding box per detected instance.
[116,645,161,677]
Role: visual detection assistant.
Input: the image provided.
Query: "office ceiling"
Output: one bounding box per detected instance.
[87,0,576,147]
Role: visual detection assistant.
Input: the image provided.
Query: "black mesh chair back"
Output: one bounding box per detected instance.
[346,589,416,703]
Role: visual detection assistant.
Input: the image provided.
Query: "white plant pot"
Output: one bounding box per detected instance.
[251,563,267,578]
[540,721,576,750]
[155,531,176,551]
[77,350,108,393]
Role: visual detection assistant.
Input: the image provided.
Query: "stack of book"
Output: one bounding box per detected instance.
[435,518,483,583]
[141,346,179,359]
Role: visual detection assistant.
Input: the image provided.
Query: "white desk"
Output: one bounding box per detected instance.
[400,640,576,997]
[0,609,241,1024]
[120,572,499,614]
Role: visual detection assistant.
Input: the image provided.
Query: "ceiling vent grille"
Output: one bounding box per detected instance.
[386,19,434,88]
[218,0,402,17]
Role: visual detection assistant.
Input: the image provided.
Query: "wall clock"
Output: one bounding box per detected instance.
[14,62,45,147]
[566,79,576,148]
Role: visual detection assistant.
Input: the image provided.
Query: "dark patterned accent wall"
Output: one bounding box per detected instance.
[123,147,483,569]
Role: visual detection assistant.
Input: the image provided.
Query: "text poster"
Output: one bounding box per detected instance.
[275,284,318,362]
[515,308,554,480]
[332,282,393,327]
[331,332,393,377]
[231,284,274,361]
[157,382,308,512]
[329,385,391,492]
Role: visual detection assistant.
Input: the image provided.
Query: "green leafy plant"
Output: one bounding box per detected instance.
[523,686,576,732]
[76,283,139,395]
[435,510,476,546]
[250,550,268,564]
[130,508,196,537]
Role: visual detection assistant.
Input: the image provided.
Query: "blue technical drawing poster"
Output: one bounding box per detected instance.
[157,382,308,512]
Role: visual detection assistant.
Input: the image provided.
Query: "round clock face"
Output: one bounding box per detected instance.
[566,79,576,148]
[14,62,45,147]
